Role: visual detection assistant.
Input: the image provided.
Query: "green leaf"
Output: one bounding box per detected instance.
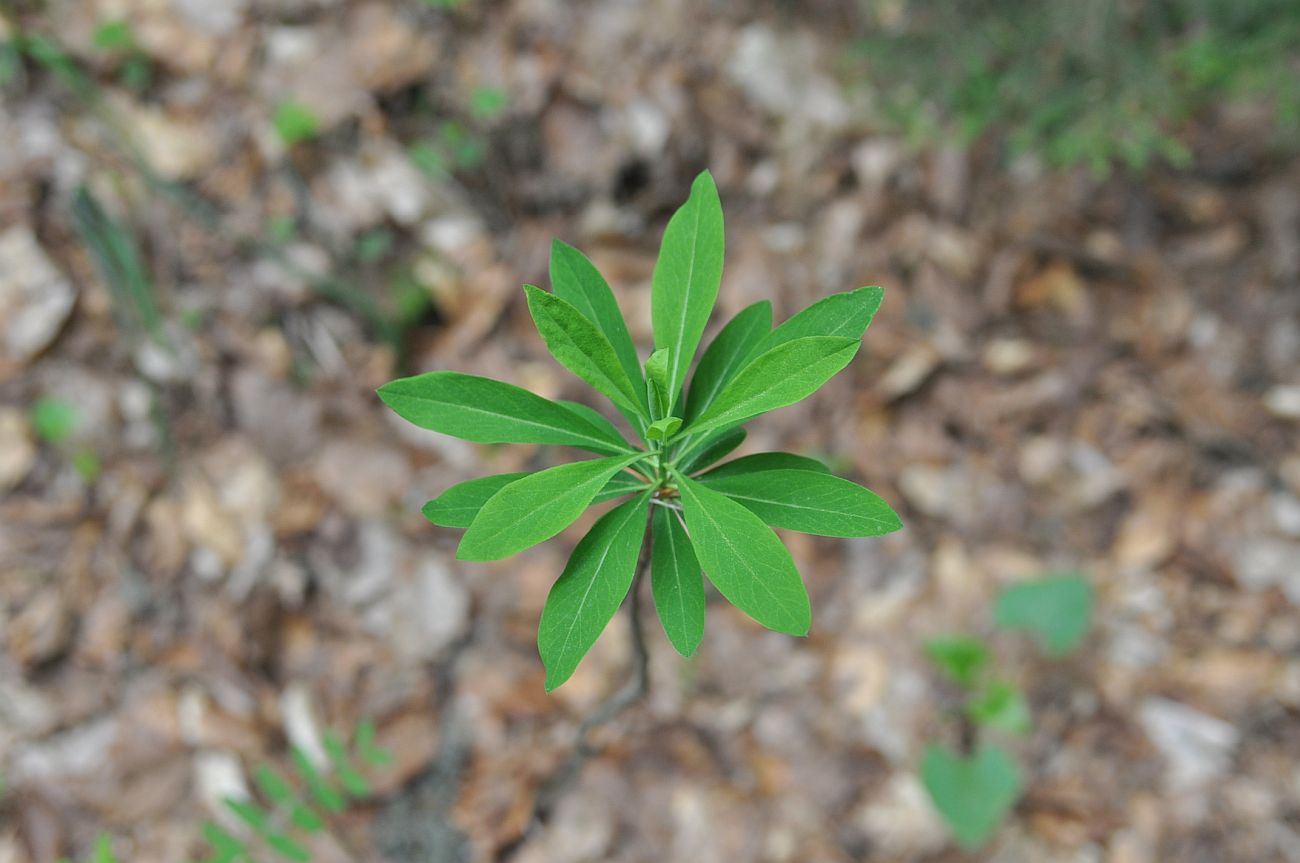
[645,348,671,420]
[745,286,883,361]
[645,417,682,442]
[201,822,250,863]
[966,680,1032,735]
[550,240,643,397]
[676,427,746,474]
[686,337,859,436]
[538,493,651,690]
[700,452,830,479]
[684,300,772,421]
[458,454,643,560]
[697,469,901,537]
[291,747,345,813]
[378,371,632,455]
[525,285,647,422]
[31,397,78,443]
[427,468,648,528]
[274,100,320,145]
[92,20,134,52]
[92,833,118,863]
[225,796,270,832]
[674,474,810,636]
[651,171,725,409]
[592,469,653,504]
[265,831,311,862]
[324,730,369,797]
[924,635,990,688]
[921,744,1022,849]
[253,764,294,803]
[423,473,532,528]
[557,400,635,451]
[355,719,394,767]
[651,506,705,656]
[993,573,1094,656]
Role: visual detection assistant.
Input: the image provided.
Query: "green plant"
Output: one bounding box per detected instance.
[91,19,151,91]
[273,101,320,146]
[857,0,1300,175]
[30,397,101,481]
[200,721,392,863]
[921,572,1094,849]
[380,171,900,691]
[57,833,120,863]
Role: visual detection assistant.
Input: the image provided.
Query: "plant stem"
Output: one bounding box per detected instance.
[499,520,653,860]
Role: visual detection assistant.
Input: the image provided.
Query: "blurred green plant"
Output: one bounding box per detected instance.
[91,19,151,91]
[71,186,165,342]
[920,572,1094,848]
[56,833,120,863]
[857,0,1300,175]
[199,721,392,863]
[273,101,321,146]
[30,397,101,481]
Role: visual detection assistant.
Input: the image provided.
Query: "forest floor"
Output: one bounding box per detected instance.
[2,2,1299,861]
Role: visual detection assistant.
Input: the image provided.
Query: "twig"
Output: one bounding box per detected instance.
[498,516,654,860]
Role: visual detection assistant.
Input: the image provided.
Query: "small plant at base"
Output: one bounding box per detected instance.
[199,720,393,863]
[379,170,902,691]
[921,572,1094,849]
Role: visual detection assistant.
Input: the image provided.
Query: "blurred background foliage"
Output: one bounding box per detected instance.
[856,0,1300,175]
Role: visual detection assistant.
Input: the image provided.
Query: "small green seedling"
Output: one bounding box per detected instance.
[921,572,1094,849]
[380,171,900,691]
[55,832,119,863]
[273,101,320,146]
[199,720,392,863]
[30,397,100,481]
[91,19,151,91]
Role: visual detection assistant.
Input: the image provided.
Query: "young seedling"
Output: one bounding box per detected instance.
[380,171,901,691]
[921,571,1094,849]
[199,720,393,863]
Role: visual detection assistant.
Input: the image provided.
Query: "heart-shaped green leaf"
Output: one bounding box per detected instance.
[994,573,1094,656]
[921,743,1022,849]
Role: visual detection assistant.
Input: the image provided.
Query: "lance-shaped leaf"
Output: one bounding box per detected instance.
[745,286,883,362]
[525,285,647,422]
[651,170,724,409]
[686,336,859,436]
[651,505,705,656]
[538,493,651,690]
[426,468,649,529]
[701,451,829,479]
[676,426,746,474]
[459,453,643,560]
[379,371,631,454]
[423,472,531,528]
[675,474,810,636]
[550,240,643,392]
[558,400,634,451]
[697,468,902,537]
[645,347,671,420]
[685,300,772,421]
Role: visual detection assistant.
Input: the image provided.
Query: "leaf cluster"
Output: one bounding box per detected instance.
[921,572,1094,849]
[380,171,900,690]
